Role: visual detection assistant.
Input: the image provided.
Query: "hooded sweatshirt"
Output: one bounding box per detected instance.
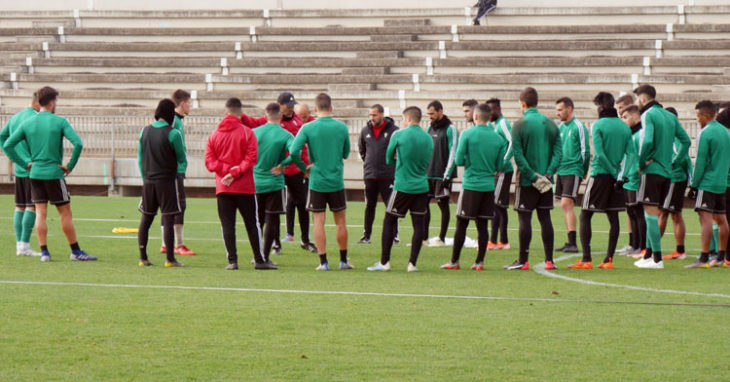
[205,114,258,195]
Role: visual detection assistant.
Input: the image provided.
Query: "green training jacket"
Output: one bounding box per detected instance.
[556,117,590,178]
[590,111,632,179]
[511,108,562,187]
[455,124,506,192]
[255,122,305,194]
[0,107,37,178]
[288,116,350,193]
[638,102,690,178]
[691,120,730,194]
[386,124,434,194]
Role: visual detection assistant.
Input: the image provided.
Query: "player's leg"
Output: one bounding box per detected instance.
[361,179,378,243]
[172,173,194,255]
[447,217,469,267]
[378,181,399,242]
[333,209,350,267]
[578,210,594,264]
[409,212,426,268]
[670,212,686,258]
[560,197,578,251]
[604,211,620,263]
[474,218,489,266]
[713,213,729,264]
[240,194,269,267]
[217,193,239,267]
[313,211,327,267]
[437,196,450,243]
[137,212,155,264]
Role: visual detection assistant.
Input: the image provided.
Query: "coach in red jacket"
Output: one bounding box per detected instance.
[205,97,277,270]
[240,92,317,254]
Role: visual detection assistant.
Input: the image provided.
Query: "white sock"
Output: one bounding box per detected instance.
[161,226,166,247]
[174,224,184,247]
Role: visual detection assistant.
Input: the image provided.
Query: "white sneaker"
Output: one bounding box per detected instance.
[407,262,419,272]
[366,261,391,272]
[617,245,632,255]
[16,242,22,256]
[636,259,664,269]
[18,243,41,257]
[633,257,650,267]
[40,254,51,262]
[428,238,446,247]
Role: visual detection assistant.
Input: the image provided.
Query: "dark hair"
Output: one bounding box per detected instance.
[36,86,59,107]
[154,98,176,126]
[616,94,634,106]
[593,92,615,110]
[719,102,730,112]
[485,98,501,108]
[474,103,491,123]
[519,87,538,108]
[462,99,478,108]
[427,100,443,111]
[315,93,332,111]
[695,100,717,116]
[265,102,281,118]
[717,108,730,128]
[172,89,191,106]
[225,97,242,110]
[371,104,385,114]
[633,84,656,100]
[555,97,574,109]
[403,106,422,124]
[665,107,678,116]
[621,105,640,115]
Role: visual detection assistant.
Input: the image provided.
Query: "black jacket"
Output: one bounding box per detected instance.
[358,117,399,179]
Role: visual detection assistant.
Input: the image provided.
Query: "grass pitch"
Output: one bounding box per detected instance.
[0,195,727,381]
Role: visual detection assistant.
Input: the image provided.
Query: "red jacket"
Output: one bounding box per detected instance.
[205,115,257,195]
[241,112,310,177]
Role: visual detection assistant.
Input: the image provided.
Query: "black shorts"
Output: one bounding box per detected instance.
[14,176,33,207]
[139,179,183,215]
[661,181,687,213]
[637,173,671,206]
[307,189,346,212]
[494,172,513,208]
[386,190,429,218]
[695,190,726,214]
[514,185,553,212]
[256,189,287,214]
[625,189,639,206]
[581,174,625,212]
[555,175,581,200]
[30,178,71,206]
[285,172,308,206]
[456,190,495,220]
[428,179,452,200]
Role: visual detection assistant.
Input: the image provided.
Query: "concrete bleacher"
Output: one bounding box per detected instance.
[0,3,728,194]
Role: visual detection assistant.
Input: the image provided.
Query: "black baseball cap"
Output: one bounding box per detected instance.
[277,92,296,107]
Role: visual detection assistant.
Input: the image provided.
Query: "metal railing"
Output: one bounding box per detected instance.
[0,114,702,160]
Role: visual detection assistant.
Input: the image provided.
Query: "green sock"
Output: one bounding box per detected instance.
[711,223,719,253]
[21,210,36,243]
[13,209,23,242]
[644,212,661,253]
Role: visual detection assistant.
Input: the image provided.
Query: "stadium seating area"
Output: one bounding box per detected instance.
[1,5,729,191]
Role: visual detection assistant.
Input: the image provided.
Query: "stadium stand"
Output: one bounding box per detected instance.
[1,4,729,193]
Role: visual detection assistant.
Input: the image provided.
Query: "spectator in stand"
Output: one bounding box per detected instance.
[473,0,497,26]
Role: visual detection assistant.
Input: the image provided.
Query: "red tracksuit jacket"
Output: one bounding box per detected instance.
[205,115,257,195]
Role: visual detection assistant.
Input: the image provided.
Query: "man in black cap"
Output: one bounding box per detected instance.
[239,92,317,255]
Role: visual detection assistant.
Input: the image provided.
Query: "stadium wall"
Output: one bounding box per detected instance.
[1,0,727,11]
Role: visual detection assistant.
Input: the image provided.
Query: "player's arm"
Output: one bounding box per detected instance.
[672,117,691,167]
[546,121,562,177]
[62,120,84,172]
[442,124,458,180]
[616,133,633,182]
[137,128,145,179]
[592,126,617,177]
[240,113,267,128]
[0,121,10,152]
[168,129,187,176]
[454,131,467,167]
[638,113,655,169]
[511,121,537,181]
[280,134,306,171]
[690,133,709,189]
[204,135,229,176]
[578,122,591,178]
[385,133,397,166]
[231,130,258,178]
[2,127,29,169]
[498,120,513,172]
[288,127,308,164]
[495,135,507,173]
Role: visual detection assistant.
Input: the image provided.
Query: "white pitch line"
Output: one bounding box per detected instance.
[0,279,728,308]
[533,254,730,299]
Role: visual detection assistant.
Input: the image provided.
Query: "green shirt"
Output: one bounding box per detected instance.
[491,116,514,173]
[455,124,505,192]
[288,116,350,193]
[669,138,692,183]
[0,107,37,178]
[691,120,730,194]
[3,111,83,180]
[386,125,433,194]
[254,122,305,194]
[511,108,562,187]
[556,117,590,178]
[590,116,632,178]
[638,104,690,178]
[172,114,188,174]
[622,128,641,192]
[136,120,186,180]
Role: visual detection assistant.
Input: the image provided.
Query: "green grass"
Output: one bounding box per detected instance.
[0,195,727,381]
